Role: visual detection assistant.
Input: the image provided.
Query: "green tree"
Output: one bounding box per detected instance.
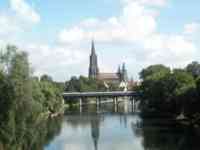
[186,61,200,78]
[40,74,53,82]
[8,51,34,145]
[140,64,170,80]
[139,65,171,111]
[0,45,17,74]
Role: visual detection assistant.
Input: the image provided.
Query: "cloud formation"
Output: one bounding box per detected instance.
[10,0,40,24]
[58,0,199,78]
[184,22,200,34]
[59,1,157,44]
[0,0,199,81]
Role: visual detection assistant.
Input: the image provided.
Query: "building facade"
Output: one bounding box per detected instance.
[88,41,128,85]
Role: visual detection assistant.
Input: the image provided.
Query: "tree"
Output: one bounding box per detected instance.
[186,61,200,78]
[9,51,32,105]
[140,65,170,106]
[0,45,65,149]
[65,76,106,92]
[140,64,170,80]
[0,71,13,121]
[172,69,196,97]
[8,51,33,144]
[0,45,17,74]
[40,74,53,82]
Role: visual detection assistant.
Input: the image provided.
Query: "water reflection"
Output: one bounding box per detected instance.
[91,114,100,150]
[45,104,200,150]
[133,118,200,150]
[1,103,200,150]
[0,116,62,150]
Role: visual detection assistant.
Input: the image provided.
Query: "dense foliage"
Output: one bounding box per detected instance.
[0,45,64,149]
[139,63,200,119]
[65,76,111,92]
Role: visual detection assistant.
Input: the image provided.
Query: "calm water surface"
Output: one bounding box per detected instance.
[44,104,200,150]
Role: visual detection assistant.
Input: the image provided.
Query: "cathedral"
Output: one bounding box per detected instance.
[88,40,128,85]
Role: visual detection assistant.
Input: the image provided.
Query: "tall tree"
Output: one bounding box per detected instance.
[140,64,170,80]
[186,61,200,78]
[9,51,32,104]
[0,45,17,74]
[40,74,53,82]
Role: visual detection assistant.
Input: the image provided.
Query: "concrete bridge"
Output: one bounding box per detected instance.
[62,91,140,112]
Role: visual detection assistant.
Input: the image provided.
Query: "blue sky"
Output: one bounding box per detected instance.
[0,0,200,81]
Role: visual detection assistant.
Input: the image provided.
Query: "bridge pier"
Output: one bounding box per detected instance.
[131,97,133,112]
[134,98,136,112]
[79,98,82,113]
[124,97,129,113]
[114,97,118,112]
[96,97,100,112]
[114,97,118,106]
[131,97,136,112]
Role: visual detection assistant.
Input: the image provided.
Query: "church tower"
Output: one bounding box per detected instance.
[121,63,128,82]
[89,40,99,79]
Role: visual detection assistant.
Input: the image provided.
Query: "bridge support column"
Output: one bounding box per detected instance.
[131,97,134,112]
[134,98,136,112]
[79,98,82,113]
[114,97,118,112]
[124,97,129,113]
[131,97,135,112]
[96,97,100,113]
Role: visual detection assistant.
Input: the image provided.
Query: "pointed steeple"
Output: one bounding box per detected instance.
[121,63,128,82]
[117,65,122,80]
[91,39,95,54]
[117,65,121,74]
[89,40,99,79]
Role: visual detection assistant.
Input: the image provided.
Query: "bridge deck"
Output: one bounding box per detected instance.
[63,91,138,98]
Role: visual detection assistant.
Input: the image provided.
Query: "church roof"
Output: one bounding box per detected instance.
[97,73,119,80]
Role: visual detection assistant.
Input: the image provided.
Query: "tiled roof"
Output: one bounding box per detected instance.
[97,73,119,80]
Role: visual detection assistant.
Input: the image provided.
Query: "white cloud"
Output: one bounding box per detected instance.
[22,44,88,81]
[122,0,167,7]
[0,14,21,36]
[184,22,200,34]
[58,1,157,44]
[0,0,40,40]
[10,0,40,24]
[144,34,197,68]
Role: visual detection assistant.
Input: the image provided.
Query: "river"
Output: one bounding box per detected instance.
[44,103,200,150]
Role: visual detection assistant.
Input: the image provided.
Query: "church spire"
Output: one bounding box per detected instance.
[89,40,99,79]
[91,39,95,54]
[122,63,128,82]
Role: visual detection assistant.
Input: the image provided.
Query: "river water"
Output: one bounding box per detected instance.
[44,103,200,150]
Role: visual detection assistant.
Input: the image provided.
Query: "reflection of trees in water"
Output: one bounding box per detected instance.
[0,116,63,150]
[131,118,200,150]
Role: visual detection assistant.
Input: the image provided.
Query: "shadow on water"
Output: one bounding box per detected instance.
[132,117,200,150]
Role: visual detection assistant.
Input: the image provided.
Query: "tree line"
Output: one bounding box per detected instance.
[0,45,64,149]
[65,76,120,92]
[138,62,200,120]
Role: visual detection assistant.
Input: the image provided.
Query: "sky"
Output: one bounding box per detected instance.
[0,0,200,81]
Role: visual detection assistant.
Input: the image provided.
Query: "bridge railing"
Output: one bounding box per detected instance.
[62,91,139,98]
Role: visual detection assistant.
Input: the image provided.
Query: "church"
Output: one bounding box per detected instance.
[88,40,128,85]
